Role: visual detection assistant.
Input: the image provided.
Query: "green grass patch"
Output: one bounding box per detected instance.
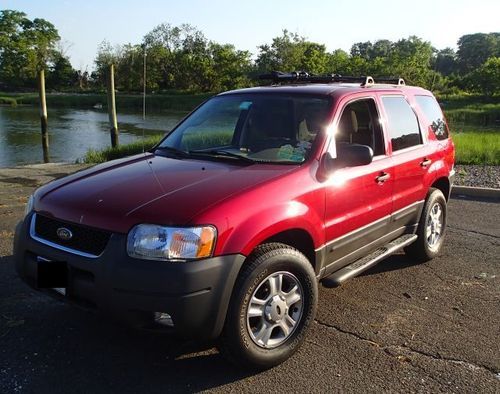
[84,131,234,163]
[0,96,18,106]
[453,129,500,165]
[181,131,233,150]
[84,135,163,163]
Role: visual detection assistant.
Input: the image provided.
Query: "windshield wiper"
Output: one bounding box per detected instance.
[154,146,190,158]
[188,149,258,164]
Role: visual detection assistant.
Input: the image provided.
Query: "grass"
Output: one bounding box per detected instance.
[84,135,163,163]
[83,131,234,164]
[452,129,500,165]
[0,96,18,106]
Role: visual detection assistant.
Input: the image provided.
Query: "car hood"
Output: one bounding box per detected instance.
[34,153,295,233]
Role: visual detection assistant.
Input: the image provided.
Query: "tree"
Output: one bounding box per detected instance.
[467,56,500,95]
[326,49,350,74]
[206,43,251,91]
[433,48,457,76]
[387,36,434,87]
[456,33,500,74]
[0,10,60,89]
[47,51,76,89]
[256,30,330,74]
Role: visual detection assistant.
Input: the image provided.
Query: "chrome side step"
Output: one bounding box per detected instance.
[322,234,418,287]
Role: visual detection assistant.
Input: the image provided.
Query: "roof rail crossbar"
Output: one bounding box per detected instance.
[258,71,405,86]
[375,77,406,86]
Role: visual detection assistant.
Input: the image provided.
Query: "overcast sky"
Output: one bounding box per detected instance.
[4,0,500,71]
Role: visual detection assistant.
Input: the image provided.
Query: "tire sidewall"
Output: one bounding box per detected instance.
[422,189,447,257]
[229,248,317,368]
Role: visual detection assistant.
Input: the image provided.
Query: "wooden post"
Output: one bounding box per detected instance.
[143,47,147,121]
[38,69,50,163]
[107,64,119,147]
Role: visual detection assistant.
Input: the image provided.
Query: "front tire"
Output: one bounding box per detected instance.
[405,188,447,262]
[219,243,318,370]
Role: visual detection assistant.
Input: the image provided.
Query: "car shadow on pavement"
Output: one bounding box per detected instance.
[359,253,421,277]
[0,254,255,393]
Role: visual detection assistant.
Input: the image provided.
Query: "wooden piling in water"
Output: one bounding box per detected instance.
[37,69,50,163]
[107,64,119,147]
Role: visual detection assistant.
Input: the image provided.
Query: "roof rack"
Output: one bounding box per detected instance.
[259,71,405,86]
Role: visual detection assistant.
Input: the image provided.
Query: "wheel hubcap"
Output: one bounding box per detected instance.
[246,271,303,349]
[426,202,443,249]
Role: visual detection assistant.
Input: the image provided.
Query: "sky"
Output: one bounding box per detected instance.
[3,0,500,71]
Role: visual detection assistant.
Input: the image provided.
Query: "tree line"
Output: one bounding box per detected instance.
[1,9,499,95]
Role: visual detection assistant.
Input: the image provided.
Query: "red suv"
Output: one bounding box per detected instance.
[14,72,455,369]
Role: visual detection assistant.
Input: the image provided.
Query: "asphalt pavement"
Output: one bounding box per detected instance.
[0,165,498,393]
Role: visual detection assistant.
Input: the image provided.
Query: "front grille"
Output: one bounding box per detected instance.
[33,214,111,256]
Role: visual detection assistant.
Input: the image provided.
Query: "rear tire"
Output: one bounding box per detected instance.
[405,188,447,262]
[218,242,317,370]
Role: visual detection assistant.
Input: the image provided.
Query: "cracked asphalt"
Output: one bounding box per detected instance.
[0,165,499,393]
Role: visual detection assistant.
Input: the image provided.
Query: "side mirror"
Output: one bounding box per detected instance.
[323,143,373,172]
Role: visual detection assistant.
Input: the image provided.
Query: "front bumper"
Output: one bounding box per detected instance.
[14,213,245,340]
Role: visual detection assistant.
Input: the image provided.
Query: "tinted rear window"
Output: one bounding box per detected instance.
[415,95,449,140]
[382,96,422,151]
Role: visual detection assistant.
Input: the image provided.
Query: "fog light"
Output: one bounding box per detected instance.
[154,312,174,327]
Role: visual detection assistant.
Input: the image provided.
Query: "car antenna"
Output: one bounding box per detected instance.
[142,44,147,153]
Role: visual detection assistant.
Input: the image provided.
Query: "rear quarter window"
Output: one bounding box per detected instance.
[414,95,449,140]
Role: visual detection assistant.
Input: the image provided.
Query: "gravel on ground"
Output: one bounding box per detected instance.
[454,165,500,189]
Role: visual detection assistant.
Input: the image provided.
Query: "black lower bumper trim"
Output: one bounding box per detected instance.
[14,214,246,340]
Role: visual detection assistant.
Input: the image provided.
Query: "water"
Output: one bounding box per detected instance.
[0,106,187,167]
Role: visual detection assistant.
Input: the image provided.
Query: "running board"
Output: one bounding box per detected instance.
[322,234,418,287]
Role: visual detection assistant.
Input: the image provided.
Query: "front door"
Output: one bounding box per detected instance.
[322,96,394,275]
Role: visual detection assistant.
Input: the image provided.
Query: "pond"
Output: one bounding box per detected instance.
[0,106,187,167]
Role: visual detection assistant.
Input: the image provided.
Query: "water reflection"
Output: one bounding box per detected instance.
[0,106,186,167]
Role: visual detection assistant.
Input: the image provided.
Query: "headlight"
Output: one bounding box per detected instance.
[24,195,34,216]
[127,224,216,261]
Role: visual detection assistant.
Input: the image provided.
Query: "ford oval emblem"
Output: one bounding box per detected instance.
[56,227,73,241]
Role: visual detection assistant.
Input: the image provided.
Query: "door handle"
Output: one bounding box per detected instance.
[420,158,432,168]
[375,172,390,183]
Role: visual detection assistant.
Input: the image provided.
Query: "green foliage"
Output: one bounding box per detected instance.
[1,9,499,99]
[456,33,500,74]
[255,30,330,74]
[466,57,500,95]
[47,51,77,88]
[93,24,252,93]
[0,96,17,106]
[347,36,435,88]
[0,10,60,88]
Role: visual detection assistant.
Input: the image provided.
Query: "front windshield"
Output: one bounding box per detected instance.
[157,94,331,164]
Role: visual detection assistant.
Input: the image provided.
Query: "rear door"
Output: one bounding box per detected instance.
[322,96,394,274]
[379,94,431,230]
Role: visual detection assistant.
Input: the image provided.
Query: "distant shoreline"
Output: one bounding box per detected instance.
[0,92,212,111]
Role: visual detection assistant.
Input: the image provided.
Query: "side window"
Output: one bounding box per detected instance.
[382,96,422,152]
[415,95,449,140]
[336,99,385,156]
